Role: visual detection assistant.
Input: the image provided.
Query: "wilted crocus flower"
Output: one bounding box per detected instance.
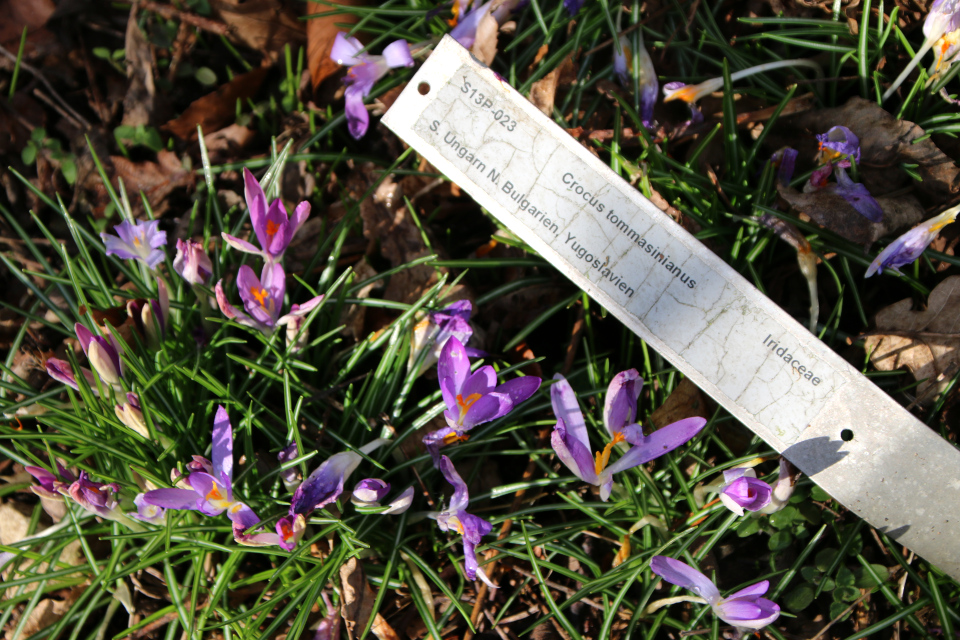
[805,126,882,223]
[759,457,799,514]
[100,219,167,269]
[329,33,414,139]
[823,169,884,223]
[866,204,960,276]
[650,556,780,633]
[882,0,960,101]
[409,300,476,376]
[613,34,658,127]
[75,323,124,386]
[431,455,495,587]
[174,239,213,286]
[816,125,860,167]
[25,464,73,500]
[277,442,301,492]
[551,371,706,501]
[422,336,541,466]
[221,168,311,263]
[276,438,389,550]
[215,263,324,342]
[142,407,262,536]
[769,147,798,186]
[663,59,820,105]
[27,466,129,523]
[351,479,414,514]
[716,468,773,516]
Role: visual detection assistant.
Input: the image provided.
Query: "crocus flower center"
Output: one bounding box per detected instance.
[594,431,627,475]
[447,515,465,534]
[816,141,845,165]
[266,220,280,238]
[937,31,960,69]
[443,432,471,445]
[250,287,270,309]
[665,84,699,103]
[134,235,142,247]
[456,393,482,423]
[448,1,462,26]
[205,482,234,510]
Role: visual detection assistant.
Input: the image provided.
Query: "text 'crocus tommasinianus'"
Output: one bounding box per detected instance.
[550,370,705,501]
[422,336,541,466]
[222,168,310,264]
[650,556,780,634]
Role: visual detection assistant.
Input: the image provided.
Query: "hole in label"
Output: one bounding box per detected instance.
[840,429,854,442]
[418,82,430,95]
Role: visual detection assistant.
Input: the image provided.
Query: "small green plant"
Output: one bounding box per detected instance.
[21,127,77,184]
[113,124,164,153]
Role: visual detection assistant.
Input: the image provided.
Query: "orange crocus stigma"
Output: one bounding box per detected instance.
[443,432,471,445]
[664,84,699,103]
[456,392,482,422]
[250,287,269,308]
[594,431,627,476]
[266,220,280,238]
[447,515,465,534]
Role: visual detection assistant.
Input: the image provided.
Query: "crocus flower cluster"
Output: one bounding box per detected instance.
[408,300,479,376]
[174,239,213,286]
[101,219,167,270]
[651,556,780,634]
[866,204,960,277]
[430,455,495,587]
[46,323,125,394]
[550,370,706,501]
[422,336,541,465]
[26,464,129,524]
[803,126,883,223]
[329,33,414,139]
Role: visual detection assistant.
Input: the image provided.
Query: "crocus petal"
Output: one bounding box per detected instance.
[458,510,493,581]
[290,451,363,515]
[715,598,780,629]
[382,486,415,514]
[439,455,470,513]
[604,417,706,476]
[604,369,643,436]
[382,40,414,68]
[243,168,269,250]
[225,501,259,529]
[234,525,281,547]
[719,492,746,516]
[88,340,121,385]
[458,391,511,429]
[264,199,290,257]
[353,478,390,504]
[721,477,773,514]
[563,0,585,14]
[212,405,233,489]
[727,581,770,599]
[100,233,140,261]
[866,205,960,276]
[174,239,214,285]
[142,488,201,510]
[438,336,472,411]
[550,374,589,450]
[450,2,492,49]
[771,147,798,185]
[827,168,883,222]
[816,125,861,165]
[221,233,263,256]
[344,87,369,139]
[75,323,94,355]
[423,427,458,467]
[330,32,364,66]
[132,493,166,524]
[650,556,722,604]
[277,513,307,550]
[494,376,541,407]
[551,418,599,484]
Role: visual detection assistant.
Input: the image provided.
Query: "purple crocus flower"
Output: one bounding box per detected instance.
[613,35,658,127]
[351,479,414,514]
[717,468,773,516]
[215,262,324,340]
[277,442,301,492]
[816,125,860,167]
[25,464,74,500]
[650,556,780,632]
[866,204,960,276]
[142,407,262,537]
[823,168,884,223]
[221,168,311,263]
[126,278,169,347]
[174,239,213,286]
[450,0,524,49]
[276,438,389,550]
[45,357,98,394]
[550,371,706,501]
[409,300,477,375]
[422,336,541,466]
[564,0,585,15]
[432,455,495,587]
[770,147,798,185]
[27,465,128,522]
[75,323,124,386]
[130,493,165,525]
[330,33,414,139]
[100,219,167,269]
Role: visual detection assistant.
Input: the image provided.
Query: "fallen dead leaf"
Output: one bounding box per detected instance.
[529,67,560,116]
[777,185,924,244]
[201,123,256,164]
[162,67,268,140]
[863,275,960,403]
[472,12,500,66]
[339,557,398,640]
[339,258,380,341]
[109,150,195,216]
[0,0,54,45]
[122,7,157,127]
[306,0,364,88]
[211,0,305,56]
[649,377,712,429]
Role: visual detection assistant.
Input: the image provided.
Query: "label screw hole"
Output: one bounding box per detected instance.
[841,429,854,442]
[418,82,430,95]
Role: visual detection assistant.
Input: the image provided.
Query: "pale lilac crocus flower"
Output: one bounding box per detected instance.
[431,455,495,587]
[882,0,960,101]
[174,239,213,286]
[650,556,780,633]
[221,168,310,263]
[275,438,389,550]
[866,204,960,276]
[716,468,773,516]
[351,479,415,514]
[215,262,324,341]
[613,33,658,127]
[142,406,265,540]
[805,126,883,223]
[815,125,860,167]
[330,33,414,139]
[550,371,706,501]
[422,336,541,466]
[100,219,167,269]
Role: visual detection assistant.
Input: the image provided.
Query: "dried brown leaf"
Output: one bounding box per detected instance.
[211,0,304,55]
[0,0,54,45]
[109,150,195,216]
[162,67,268,140]
[529,67,559,117]
[649,378,712,429]
[863,276,960,403]
[339,557,397,640]
[777,185,924,244]
[306,0,364,88]
[471,13,500,66]
[122,9,157,127]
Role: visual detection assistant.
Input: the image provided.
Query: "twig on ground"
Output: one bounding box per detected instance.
[0,44,92,129]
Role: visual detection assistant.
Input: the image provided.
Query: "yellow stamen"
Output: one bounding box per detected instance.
[447,1,462,27]
[133,236,142,247]
[448,515,465,534]
[206,484,224,501]
[456,393,482,423]
[664,84,700,103]
[443,432,471,445]
[594,432,627,476]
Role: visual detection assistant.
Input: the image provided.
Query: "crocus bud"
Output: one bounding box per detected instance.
[352,478,391,505]
[173,239,213,286]
[277,442,301,492]
[115,393,149,438]
[382,486,415,515]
